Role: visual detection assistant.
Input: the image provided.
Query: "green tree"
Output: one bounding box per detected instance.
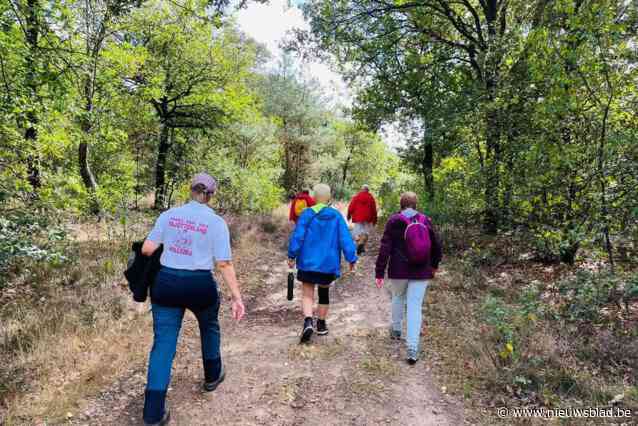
[117,0,258,209]
[257,53,327,193]
[4,0,73,192]
[71,0,139,215]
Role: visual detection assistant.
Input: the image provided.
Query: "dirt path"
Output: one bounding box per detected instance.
[75,234,464,425]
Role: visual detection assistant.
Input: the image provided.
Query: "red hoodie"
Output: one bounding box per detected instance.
[289,193,316,223]
[347,191,378,225]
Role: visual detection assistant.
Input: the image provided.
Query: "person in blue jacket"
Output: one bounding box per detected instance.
[288,183,358,343]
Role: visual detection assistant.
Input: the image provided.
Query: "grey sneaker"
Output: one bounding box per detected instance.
[390,329,401,340]
[407,348,418,365]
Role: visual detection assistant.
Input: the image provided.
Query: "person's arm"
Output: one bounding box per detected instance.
[338,215,357,267]
[216,260,244,320]
[213,220,244,320]
[141,240,160,256]
[375,218,394,285]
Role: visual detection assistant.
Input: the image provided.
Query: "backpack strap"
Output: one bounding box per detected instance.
[399,212,426,224]
[415,213,430,226]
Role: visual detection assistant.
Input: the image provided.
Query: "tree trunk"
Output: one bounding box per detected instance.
[599,94,614,272]
[341,152,351,199]
[502,126,517,228]
[281,120,295,192]
[80,78,100,215]
[483,104,501,234]
[24,0,41,192]
[79,141,100,214]
[25,127,40,191]
[422,135,434,203]
[482,1,501,235]
[154,120,170,210]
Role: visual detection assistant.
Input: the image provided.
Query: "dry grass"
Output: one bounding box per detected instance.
[287,338,346,361]
[0,214,155,425]
[6,314,151,424]
[0,206,292,425]
[358,355,399,377]
[279,380,299,404]
[339,371,387,400]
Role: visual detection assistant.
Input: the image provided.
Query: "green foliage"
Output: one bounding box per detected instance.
[375,170,417,217]
[481,295,517,350]
[530,226,584,265]
[479,289,561,398]
[428,156,482,226]
[301,0,638,262]
[0,212,69,284]
[206,151,284,214]
[558,270,621,323]
[314,121,397,200]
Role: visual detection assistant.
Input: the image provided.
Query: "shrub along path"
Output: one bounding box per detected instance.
[72,231,464,425]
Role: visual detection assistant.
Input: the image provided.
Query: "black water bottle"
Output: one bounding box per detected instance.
[287,268,295,301]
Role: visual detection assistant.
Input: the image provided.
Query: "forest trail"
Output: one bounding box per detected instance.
[74,232,464,426]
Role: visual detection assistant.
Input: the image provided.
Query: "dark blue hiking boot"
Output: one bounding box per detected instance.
[144,409,170,426]
[203,364,225,392]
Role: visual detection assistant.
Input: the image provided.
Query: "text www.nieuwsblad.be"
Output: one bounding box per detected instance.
[497,406,633,420]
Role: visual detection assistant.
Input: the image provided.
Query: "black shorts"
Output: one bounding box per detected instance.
[297,270,336,286]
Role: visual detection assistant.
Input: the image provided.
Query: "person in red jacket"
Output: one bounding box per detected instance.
[347,184,378,255]
[289,189,316,224]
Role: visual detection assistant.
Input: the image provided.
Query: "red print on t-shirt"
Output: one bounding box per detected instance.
[167,216,209,256]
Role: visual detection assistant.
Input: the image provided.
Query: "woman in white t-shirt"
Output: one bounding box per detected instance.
[140,173,245,426]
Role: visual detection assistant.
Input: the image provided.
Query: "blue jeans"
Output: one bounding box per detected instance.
[390,279,429,352]
[143,269,221,424]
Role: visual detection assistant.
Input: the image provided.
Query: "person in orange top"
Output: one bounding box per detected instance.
[347,184,378,255]
[289,189,316,224]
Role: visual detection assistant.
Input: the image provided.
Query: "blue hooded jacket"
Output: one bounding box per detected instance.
[288,205,358,276]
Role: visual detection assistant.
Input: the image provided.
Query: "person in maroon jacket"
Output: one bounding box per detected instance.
[347,184,378,255]
[289,189,316,224]
[374,192,442,365]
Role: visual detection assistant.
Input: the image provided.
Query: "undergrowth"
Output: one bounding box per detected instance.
[0,211,154,424]
[426,229,638,425]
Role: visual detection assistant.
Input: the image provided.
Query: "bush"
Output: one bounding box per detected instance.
[530,226,583,264]
[478,290,550,396]
[0,212,69,284]
[430,156,482,226]
[558,270,619,323]
[464,243,500,268]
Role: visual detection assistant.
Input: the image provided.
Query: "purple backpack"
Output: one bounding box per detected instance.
[399,213,432,265]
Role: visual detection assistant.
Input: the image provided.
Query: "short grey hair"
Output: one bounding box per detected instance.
[361,184,370,191]
[400,192,418,209]
[313,183,332,201]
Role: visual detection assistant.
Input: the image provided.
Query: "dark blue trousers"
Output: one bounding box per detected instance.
[143,267,222,424]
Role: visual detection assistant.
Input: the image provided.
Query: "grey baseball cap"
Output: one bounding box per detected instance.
[191,172,217,194]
